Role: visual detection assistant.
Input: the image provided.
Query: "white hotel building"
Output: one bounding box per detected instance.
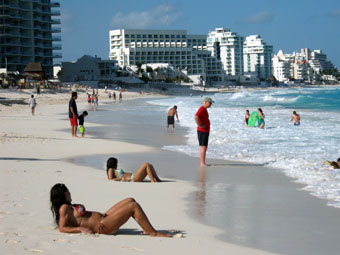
[243,35,273,80]
[109,29,222,83]
[206,28,244,80]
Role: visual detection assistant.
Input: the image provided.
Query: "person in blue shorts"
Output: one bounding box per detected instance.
[106,157,162,182]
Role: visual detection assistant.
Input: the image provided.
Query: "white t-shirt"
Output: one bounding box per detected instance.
[29,98,36,108]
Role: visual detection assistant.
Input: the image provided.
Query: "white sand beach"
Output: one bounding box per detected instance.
[0,89,273,254]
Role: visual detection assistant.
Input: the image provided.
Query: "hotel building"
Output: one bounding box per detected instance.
[109,29,222,83]
[206,28,244,80]
[0,0,61,77]
[243,35,273,80]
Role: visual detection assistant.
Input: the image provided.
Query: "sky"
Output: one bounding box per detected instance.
[59,0,340,67]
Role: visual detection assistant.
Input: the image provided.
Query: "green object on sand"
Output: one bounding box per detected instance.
[248,111,258,127]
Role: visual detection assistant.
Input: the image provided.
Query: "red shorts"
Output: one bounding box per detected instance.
[70,117,78,126]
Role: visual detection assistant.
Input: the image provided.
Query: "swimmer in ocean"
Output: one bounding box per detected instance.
[290,111,301,126]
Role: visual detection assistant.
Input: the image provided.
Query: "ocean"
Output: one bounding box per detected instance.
[148,86,340,208]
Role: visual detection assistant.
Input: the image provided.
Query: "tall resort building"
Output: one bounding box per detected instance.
[109,29,222,83]
[206,28,244,81]
[243,35,273,80]
[0,0,61,77]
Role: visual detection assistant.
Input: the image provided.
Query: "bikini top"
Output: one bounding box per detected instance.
[116,169,125,178]
[74,204,86,217]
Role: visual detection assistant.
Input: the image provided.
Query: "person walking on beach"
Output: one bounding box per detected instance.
[119,92,122,101]
[167,105,179,130]
[29,94,37,115]
[69,92,78,137]
[194,97,213,167]
[78,111,88,137]
[290,111,301,126]
[113,91,116,101]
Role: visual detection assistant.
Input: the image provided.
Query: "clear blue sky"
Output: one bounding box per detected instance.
[60,0,340,67]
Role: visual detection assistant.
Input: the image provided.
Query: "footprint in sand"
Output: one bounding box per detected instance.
[121,246,144,252]
[25,248,44,253]
[53,238,76,244]
[5,239,20,244]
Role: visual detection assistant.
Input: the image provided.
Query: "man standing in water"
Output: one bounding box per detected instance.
[167,105,179,130]
[194,97,213,167]
[69,92,78,137]
[290,111,301,126]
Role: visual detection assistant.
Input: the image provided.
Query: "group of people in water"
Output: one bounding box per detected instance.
[50,157,169,237]
[244,109,301,128]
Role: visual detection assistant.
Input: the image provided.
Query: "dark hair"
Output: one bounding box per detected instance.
[50,183,70,226]
[258,108,265,117]
[31,95,34,98]
[106,157,118,175]
[293,111,297,114]
[246,110,249,113]
[71,92,77,98]
[174,105,177,109]
[337,158,340,162]
[83,111,88,116]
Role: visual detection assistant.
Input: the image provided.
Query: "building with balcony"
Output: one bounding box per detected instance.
[109,29,222,84]
[206,28,244,81]
[243,35,273,80]
[0,0,61,78]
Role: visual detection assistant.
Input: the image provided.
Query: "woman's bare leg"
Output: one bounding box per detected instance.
[104,197,135,216]
[133,163,148,182]
[100,199,170,237]
[149,164,162,182]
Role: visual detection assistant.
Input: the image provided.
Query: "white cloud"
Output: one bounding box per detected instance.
[243,11,275,24]
[110,4,181,29]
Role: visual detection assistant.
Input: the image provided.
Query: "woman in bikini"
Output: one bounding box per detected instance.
[258,108,265,129]
[50,183,170,237]
[106,157,162,182]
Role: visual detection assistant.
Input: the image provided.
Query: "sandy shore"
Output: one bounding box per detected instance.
[0,89,272,254]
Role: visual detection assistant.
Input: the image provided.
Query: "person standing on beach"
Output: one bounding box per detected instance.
[290,111,301,126]
[29,95,36,115]
[167,105,179,130]
[194,97,213,167]
[119,92,122,101]
[78,111,88,137]
[69,92,78,137]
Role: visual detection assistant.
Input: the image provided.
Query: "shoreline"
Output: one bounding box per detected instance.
[0,89,273,254]
[70,95,340,254]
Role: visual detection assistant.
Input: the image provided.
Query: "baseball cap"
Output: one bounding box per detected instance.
[204,97,214,103]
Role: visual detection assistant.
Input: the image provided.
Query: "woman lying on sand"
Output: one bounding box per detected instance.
[106,157,162,182]
[50,183,170,237]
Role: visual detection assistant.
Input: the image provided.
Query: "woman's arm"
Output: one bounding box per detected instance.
[58,205,92,234]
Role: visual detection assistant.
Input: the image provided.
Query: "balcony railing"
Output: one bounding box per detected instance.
[53,53,62,58]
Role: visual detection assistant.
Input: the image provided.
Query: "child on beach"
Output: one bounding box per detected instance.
[78,111,88,137]
[106,157,162,182]
[50,183,171,237]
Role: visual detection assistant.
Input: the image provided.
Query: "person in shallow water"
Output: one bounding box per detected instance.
[106,157,162,182]
[324,158,340,169]
[244,110,250,126]
[257,108,265,129]
[50,183,171,237]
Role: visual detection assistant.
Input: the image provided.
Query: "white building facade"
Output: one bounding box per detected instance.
[243,35,273,80]
[0,0,61,77]
[206,28,244,81]
[109,29,222,83]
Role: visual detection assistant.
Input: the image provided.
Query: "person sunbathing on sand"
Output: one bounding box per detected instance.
[106,157,162,182]
[50,183,170,237]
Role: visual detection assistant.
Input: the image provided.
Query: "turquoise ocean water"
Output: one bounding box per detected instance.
[149,86,340,208]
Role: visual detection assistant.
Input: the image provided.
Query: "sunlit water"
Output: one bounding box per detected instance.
[148,86,340,208]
